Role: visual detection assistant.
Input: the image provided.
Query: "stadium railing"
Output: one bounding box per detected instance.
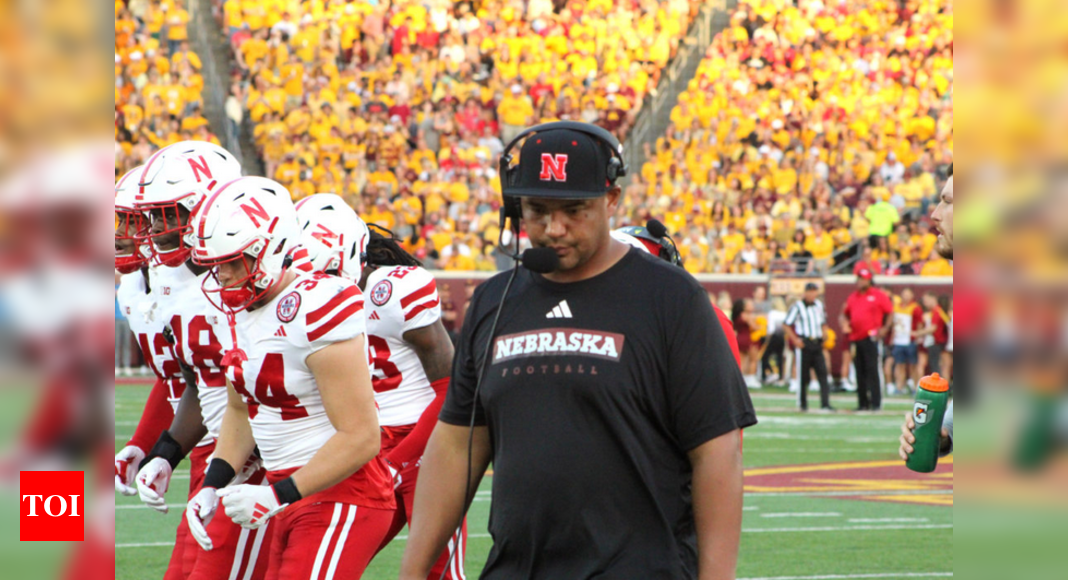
[624,2,725,180]
[188,0,243,167]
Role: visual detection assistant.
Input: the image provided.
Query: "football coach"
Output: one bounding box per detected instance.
[400,121,757,580]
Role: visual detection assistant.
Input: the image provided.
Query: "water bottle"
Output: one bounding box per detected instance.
[905,373,950,473]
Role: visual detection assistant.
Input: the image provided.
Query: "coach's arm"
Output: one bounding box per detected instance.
[690,428,744,580]
[399,422,491,580]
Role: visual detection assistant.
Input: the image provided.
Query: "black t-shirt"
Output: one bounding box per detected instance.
[440,248,758,580]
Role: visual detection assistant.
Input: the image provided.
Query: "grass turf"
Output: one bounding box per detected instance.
[116,383,952,579]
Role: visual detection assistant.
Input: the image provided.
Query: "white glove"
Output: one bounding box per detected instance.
[114,446,145,496]
[218,484,287,529]
[136,457,173,513]
[231,455,263,486]
[186,487,219,551]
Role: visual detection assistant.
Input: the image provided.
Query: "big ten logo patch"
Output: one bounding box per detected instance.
[20,471,84,541]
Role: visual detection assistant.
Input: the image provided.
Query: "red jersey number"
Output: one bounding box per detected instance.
[170,314,227,388]
[368,335,403,393]
[387,267,416,280]
[229,353,309,421]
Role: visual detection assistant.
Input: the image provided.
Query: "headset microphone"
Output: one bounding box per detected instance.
[521,247,560,273]
[645,219,668,239]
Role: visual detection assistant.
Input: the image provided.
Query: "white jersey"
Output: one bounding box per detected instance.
[163,265,233,439]
[116,270,187,411]
[364,266,442,427]
[226,271,371,471]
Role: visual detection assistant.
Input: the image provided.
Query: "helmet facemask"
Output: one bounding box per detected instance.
[198,238,281,314]
[115,206,149,274]
[138,193,202,268]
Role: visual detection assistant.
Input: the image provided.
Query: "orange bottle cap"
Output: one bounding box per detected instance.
[919,373,949,393]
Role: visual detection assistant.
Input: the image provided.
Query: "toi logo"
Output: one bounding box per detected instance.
[20,471,84,541]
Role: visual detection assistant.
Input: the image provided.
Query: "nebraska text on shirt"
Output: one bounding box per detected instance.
[493,328,626,364]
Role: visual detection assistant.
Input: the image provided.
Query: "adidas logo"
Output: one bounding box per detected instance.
[369,311,381,320]
[545,300,573,319]
[274,326,287,337]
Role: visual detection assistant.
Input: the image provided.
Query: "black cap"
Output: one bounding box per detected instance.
[805,282,820,291]
[510,128,612,198]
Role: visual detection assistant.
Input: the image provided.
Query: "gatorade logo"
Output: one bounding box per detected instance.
[913,402,929,425]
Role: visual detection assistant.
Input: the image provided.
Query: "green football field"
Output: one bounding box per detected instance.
[116,383,953,580]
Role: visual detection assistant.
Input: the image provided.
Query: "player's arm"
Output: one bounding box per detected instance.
[689,429,744,580]
[116,377,174,495]
[184,377,259,550]
[385,320,456,469]
[284,334,382,496]
[135,380,208,511]
[210,378,258,470]
[400,422,491,580]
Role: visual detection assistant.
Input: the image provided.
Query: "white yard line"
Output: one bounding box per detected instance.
[849,518,929,523]
[116,524,952,548]
[738,573,951,580]
[761,512,841,518]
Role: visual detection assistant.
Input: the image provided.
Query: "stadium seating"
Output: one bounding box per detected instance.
[632,0,953,274]
[223,0,700,268]
[116,0,221,177]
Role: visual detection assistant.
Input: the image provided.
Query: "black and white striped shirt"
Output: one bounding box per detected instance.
[785,299,826,340]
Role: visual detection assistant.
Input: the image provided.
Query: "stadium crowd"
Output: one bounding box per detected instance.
[115,0,224,175]
[219,0,700,268]
[630,0,953,274]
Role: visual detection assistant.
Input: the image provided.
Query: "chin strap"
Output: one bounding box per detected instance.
[220,310,247,368]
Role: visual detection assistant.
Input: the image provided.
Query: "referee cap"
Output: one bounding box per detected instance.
[804,282,820,291]
[509,128,613,199]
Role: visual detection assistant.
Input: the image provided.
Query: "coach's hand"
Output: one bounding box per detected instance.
[114,446,145,496]
[899,412,950,460]
[218,484,287,529]
[186,487,219,551]
[136,457,173,513]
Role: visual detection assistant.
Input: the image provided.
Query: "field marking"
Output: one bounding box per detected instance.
[747,490,951,498]
[849,518,929,523]
[743,524,951,533]
[744,459,951,478]
[761,512,841,518]
[738,573,951,580]
[117,523,951,548]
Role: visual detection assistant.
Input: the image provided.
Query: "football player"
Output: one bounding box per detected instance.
[188,179,395,578]
[131,142,271,580]
[115,164,203,580]
[295,194,465,578]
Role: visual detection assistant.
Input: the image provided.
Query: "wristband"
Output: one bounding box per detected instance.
[272,477,302,505]
[203,458,236,489]
[145,430,185,470]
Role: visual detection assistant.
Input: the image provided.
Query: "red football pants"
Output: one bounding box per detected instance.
[163,443,271,580]
[378,427,468,580]
[266,501,393,580]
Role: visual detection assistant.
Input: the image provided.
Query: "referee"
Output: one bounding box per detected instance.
[400,123,757,580]
[784,283,834,412]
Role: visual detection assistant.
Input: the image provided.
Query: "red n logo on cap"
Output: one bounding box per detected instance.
[539,154,568,182]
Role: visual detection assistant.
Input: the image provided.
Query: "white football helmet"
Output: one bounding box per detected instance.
[294,193,369,281]
[135,141,243,267]
[191,176,299,312]
[115,165,148,274]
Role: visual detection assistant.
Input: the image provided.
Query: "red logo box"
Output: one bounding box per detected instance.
[20,471,84,541]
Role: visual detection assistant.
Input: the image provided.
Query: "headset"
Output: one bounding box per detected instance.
[498,121,628,222]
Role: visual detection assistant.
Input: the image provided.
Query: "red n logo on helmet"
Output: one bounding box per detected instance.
[188,155,213,182]
[310,223,338,245]
[240,198,270,228]
[539,154,568,182]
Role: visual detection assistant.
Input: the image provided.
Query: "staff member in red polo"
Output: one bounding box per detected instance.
[840,269,893,411]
